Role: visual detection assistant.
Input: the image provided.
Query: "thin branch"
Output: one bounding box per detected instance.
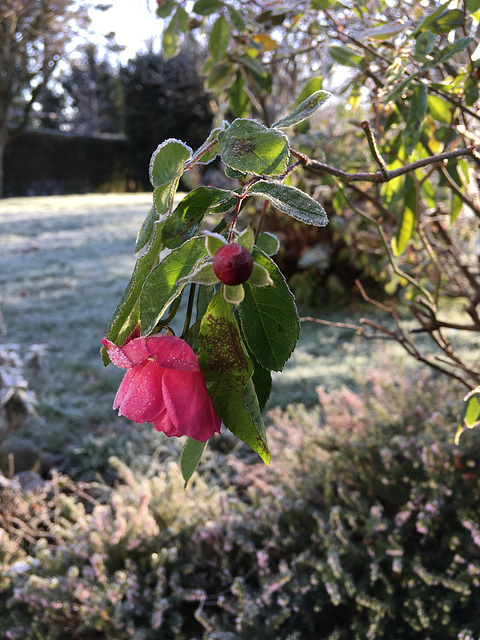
[292,145,477,184]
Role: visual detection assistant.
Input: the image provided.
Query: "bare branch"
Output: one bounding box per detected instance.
[292,146,477,184]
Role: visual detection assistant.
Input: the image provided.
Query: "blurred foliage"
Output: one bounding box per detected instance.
[1,360,479,638]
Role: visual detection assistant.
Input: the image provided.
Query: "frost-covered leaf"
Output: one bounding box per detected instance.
[205,231,227,256]
[163,187,233,249]
[135,205,158,257]
[193,122,228,165]
[247,180,328,226]
[218,119,289,176]
[256,232,280,256]
[273,90,331,128]
[149,138,192,189]
[237,227,254,251]
[139,237,207,334]
[102,223,164,364]
[198,292,270,465]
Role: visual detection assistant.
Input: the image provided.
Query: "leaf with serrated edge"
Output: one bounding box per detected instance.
[181,438,207,487]
[139,237,207,335]
[239,250,299,372]
[247,180,328,226]
[273,90,331,128]
[198,292,270,464]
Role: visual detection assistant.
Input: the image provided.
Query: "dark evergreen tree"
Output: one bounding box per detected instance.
[120,46,213,190]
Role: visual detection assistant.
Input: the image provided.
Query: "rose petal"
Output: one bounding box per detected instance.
[114,360,166,423]
[145,335,199,370]
[151,407,182,437]
[162,369,221,442]
[102,337,151,369]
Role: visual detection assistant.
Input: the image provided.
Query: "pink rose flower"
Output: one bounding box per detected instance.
[102,333,221,442]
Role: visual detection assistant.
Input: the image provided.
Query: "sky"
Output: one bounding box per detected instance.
[89,0,162,63]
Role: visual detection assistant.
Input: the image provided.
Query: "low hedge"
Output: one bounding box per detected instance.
[0,364,479,639]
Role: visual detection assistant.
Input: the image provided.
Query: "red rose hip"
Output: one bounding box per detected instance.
[213,243,254,286]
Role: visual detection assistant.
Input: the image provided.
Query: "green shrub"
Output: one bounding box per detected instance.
[1,361,479,639]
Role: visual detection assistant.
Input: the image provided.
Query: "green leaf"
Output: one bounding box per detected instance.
[412,0,455,35]
[149,139,191,218]
[246,180,328,226]
[385,75,416,102]
[415,30,436,58]
[229,73,249,118]
[209,15,230,62]
[163,187,233,249]
[463,387,480,427]
[198,292,270,464]
[329,45,365,69]
[139,237,207,334]
[273,89,331,128]
[239,250,299,371]
[206,62,238,91]
[404,85,427,153]
[135,205,158,257]
[102,223,164,364]
[392,176,416,256]
[425,37,473,67]
[193,0,223,15]
[238,55,272,93]
[156,1,176,18]
[224,284,245,304]
[224,166,246,181]
[361,21,411,40]
[226,4,246,31]
[149,138,192,190]
[256,232,280,255]
[310,0,334,8]
[192,121,228,165]
[218,119,289,176]
[181,438,207,487]
[249,352,272,411]
[429,8,463,34]
[451,193,463,223]
[465,74,479,106]
[467,0,480,10]
[427,94,453,123]
[296,78,323,104]
[162,6,189,59]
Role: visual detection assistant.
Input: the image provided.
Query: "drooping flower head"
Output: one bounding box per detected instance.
[102,332,221,442]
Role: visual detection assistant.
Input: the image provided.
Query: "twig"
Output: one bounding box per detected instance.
[360,121,388,174]
[292,146,476,184]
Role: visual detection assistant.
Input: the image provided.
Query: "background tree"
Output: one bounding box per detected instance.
[0,0,95,197]
[60,42,125,136]
[120,46,213,189]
